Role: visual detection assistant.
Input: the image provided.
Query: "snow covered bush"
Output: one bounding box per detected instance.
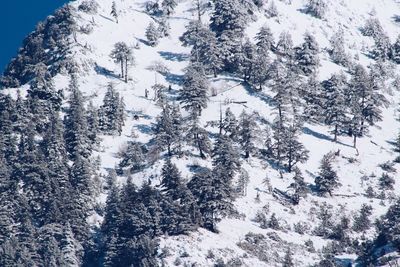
[305,0,327,19]
[78,0,99,14]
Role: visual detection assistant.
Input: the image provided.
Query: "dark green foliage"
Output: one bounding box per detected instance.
[315,153,339,196]
[98,83,125,135]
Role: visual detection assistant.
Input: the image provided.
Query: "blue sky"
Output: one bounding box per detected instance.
[0,0,68,74]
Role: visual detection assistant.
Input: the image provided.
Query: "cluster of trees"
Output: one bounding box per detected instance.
[1,5,78,88]
[0,75,98,265]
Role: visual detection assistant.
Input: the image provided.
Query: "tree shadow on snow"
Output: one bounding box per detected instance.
[158,51,189,62]
[94,63,120,79]
[99,14,115,23]
[165,72,184,85]
[136,124,153,134]
[302,126,353,148]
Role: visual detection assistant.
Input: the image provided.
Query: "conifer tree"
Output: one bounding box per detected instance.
[64,77,92,159]
[98,83,125,135]
[238,111,259,158]
[321,73,348,142]
[315,152,338,196]
[118,141,146,173]
[305,0,327,19]
[179,62,209,116]
[289,167,308,204]
[186,113,211,159]
[110,42,134,82]
[160,158,183,200]
[146,22,160,47]
[210,0,248,37]
[330,28,347,66]
[162,0,177,16]
[154,102,182,156]
[255,25,274,56]
[110,1,118,23]
[295,32,320,75]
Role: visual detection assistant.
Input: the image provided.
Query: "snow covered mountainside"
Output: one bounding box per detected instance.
[4,0,400,266]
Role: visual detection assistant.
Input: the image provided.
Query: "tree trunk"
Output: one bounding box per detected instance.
[120,60,124,79]
[125,58,128,83]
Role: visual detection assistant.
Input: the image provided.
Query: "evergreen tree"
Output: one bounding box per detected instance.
[110,1,118,23]
[289,167,308,204]
[282,248,294,267]
[179,62,209,116]
[295,32,320,75]
[162,0,177,16]
[64,77,92,159]
[321,73,348,142]
[379,172,395,190]
[238,111,259,158]
[353,204,373,232]
[315,152,338,196]
[87,101,100,146]
[210,0,248,37]
[283,120,309,173]
[302,73,323,122]
[391,35,400,64]
[305,0,327,19]
[330,28,347,66]
[275,31,294,58]
[118,141,145,173]
[98,83,125,135]
[28,63,63,110]
[255,25,274,56]
[146,22,160,47]
[110,42,134,82]
[160,158,183,200]
[186,113,211,159]
[188,167,232,232]
[221,108,239,140]
[379,198,400,250]
[154,102,182,156]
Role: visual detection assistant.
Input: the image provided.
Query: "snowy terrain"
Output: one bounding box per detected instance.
[4,0,400,266]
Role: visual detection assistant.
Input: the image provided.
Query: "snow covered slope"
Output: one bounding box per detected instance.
[4,0,400,266]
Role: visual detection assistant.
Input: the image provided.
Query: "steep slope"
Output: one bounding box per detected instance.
[3,0,400,266]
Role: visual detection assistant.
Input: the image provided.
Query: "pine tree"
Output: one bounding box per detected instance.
[295,32,320,75]
[110,42,134,82]
[379,198,400,250]
[87,101,100,146]
[28,63,63,110]
[275,31,294,58]
[154,102,182,156]
[305,0,327,19]
[162,0,177,16]
[289,167,308,204]
[186,113,211,159]
[221,108,238,140]
[110,1,118,23]
[238,111,259,158]
[283,120,309,173]
[64,76,92,159]
[301,73,323,123]
[118,141,146,173]
[321,73,348,142]
[353,204,373,232]
[255,25,274,56]
[379,172,395,190]
[179,62,209,116]
[146,22,160,47]
[160,158,183,200]
[315,152,338,196]
[391,35,400,64]
[188,167,232,232]
[60,223,82,266]
[282,248,294,267]
[330,28,347,66]
[98,83,125,135]
[210,0,248,37]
